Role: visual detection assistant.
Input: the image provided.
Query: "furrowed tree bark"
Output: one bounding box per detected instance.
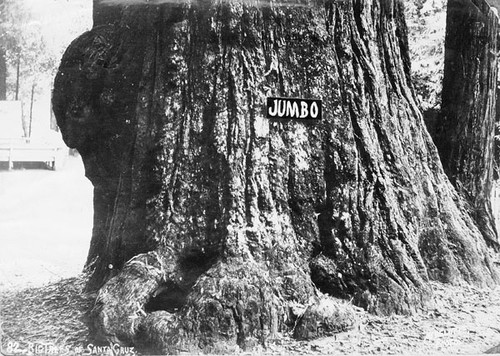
[52,0,499,353]
[433,0,499,248]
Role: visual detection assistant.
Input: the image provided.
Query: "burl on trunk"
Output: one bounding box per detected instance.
[52,0,498,353]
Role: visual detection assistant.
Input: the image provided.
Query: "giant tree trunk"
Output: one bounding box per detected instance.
[53,0,499,353]
[433,0,499,248]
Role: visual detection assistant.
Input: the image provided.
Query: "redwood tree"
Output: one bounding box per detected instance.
[433,0,499,248]
[53,0,499,353]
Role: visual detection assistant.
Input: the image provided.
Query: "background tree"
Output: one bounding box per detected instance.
[405,0,447,123]
[0,0,85,137]
[0,0,5,101]
[0,0,25,101]
[433,0,499,248]
[14,23,56,136]
[53,0,499,353]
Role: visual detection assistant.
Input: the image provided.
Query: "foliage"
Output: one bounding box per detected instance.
[405,0,447,113]
[0,0,28,55]
[0,1,52,135]
[0,0,91,136]
[0,1,53,91]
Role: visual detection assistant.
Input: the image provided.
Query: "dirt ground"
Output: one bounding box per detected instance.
[1,278,500,355]
[275,281,500,355]
[1,156,500,355]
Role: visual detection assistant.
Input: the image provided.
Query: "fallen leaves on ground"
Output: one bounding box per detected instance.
[0,275,94,354]
[1,279,500,355]
[264,281,500,355]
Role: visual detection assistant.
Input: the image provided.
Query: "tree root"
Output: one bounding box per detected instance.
[90,253,357,354]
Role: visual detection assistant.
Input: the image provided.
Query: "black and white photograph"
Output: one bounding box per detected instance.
[1,0,500,354]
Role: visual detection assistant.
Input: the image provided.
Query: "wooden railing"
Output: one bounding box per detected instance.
[0,138,67,170]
